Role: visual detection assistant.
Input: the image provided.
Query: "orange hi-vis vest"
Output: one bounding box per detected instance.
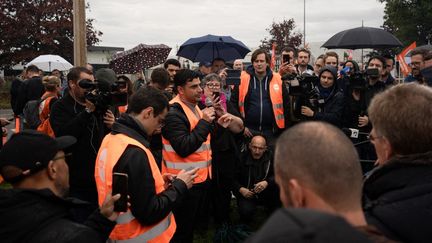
[37,96,55,137]
[162,96,212,184]
[238,71,285,129]
[95,133,176,243]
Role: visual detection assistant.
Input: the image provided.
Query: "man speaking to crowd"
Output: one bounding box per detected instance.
[162,69,215,243]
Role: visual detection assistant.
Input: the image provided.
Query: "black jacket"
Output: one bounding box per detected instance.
[230,66,290,134]
[247,208,371,243]
[233,150,274,193]
[15,76,44,114]
[161,101,213,158]
[111,114,188,226]
[10,77,23,115]
[50,93,108,198]
[363,152,432,243]
[0,188,115,243]
[313,86,344,127]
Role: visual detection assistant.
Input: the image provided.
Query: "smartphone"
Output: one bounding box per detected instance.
[225,69,241,86]
[112,172,128,212]
[282,54,290,64]
[366,68,379,77]
[213,91,220,99]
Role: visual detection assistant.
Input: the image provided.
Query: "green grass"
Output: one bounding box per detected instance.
[193,199,271,243]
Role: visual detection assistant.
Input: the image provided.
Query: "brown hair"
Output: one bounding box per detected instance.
[251,48,270,64]
[324,51,339,66]
[274,122,362,211]
[368,83,432,155]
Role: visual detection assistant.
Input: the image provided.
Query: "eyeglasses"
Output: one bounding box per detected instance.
[206,83,221,88]
[367,133,383,142]
[52,153,72,161]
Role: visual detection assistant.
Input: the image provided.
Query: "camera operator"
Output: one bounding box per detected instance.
[50,67,116,221]
[298,66,344,128]
[342,56,387,165]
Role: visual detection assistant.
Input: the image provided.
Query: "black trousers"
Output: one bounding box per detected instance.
[171,180,209,243]
[236,185,280,223]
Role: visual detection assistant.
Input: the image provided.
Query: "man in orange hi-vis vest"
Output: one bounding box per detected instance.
[230,48,290,148]
[95,87,197,243]
[162,69,215,243]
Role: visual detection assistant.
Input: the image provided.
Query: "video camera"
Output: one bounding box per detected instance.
[78,79,128,114]
[283,73,321,120]
[347,68,379,91]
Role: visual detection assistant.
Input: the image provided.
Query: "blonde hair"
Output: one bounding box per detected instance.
[42,76,60,92]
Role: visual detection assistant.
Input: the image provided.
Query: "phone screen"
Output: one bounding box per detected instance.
[283,54,290,64]
[225,69,241,86]
[112,172,128,212]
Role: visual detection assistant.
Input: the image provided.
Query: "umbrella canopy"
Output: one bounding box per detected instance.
[110,44,171,74]
[322,26,403,50]
[407,44,432,57]
[27,54,73,72]
[177,34,250,62]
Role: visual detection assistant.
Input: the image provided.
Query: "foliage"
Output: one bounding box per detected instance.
[259,18,303,54]
[379,0,432,46]
[0,0,102,68]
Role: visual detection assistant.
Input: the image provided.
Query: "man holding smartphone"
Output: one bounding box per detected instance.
[95,87,197,243]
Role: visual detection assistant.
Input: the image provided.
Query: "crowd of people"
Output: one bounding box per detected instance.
[0,45,432,243]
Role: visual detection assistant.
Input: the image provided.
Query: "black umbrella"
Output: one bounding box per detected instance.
[322,26,403,49]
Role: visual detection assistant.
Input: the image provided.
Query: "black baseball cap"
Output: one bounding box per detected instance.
[199,61,212,67]
[0,130,76,183]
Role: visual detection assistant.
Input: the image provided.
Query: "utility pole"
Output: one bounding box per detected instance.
[73,0,87,66]
[303,0,306,47]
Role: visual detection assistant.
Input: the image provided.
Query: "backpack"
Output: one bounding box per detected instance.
[23,98,45,129]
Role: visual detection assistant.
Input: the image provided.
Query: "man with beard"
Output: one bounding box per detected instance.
[95,87,197,242]
[405,48,428,83]
[50,67,116,219]
[295,48,314,75]
[162,69,215,242]
[0,131,120,243]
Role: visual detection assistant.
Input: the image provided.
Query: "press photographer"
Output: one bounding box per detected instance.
[50,67,119,221]
[293,66,344,127]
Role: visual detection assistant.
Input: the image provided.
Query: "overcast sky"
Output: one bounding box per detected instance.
[86,0,385,52]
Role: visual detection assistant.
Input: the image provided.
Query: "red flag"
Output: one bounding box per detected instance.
[397,41,416,77]
[270,42,276,70]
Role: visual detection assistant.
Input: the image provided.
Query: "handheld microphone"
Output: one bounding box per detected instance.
[205,97,213,108]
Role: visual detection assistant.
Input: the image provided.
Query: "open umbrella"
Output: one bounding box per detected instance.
[177,34,250,62]
[110,44,171,74]
[322,26,403,50]
[27,54,73,72]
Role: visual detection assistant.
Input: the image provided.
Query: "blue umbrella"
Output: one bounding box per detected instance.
[177,34,251,62]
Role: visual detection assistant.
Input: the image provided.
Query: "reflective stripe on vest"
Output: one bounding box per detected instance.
[95,133,176,242]
[164,160,211,170]
[238,71,285,129]
[108,213,173,243]
[162,96,212,183]
[163,143,211,153]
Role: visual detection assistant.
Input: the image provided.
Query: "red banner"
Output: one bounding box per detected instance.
[270,42,276,70]
[397,41,416,77]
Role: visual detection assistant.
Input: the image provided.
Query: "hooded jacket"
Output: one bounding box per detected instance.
[363,151,432,243]
[0,188,115,243]
[230,66,290,134]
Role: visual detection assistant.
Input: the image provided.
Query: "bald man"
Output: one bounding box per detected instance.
[270,122,392,242]
[233,135,280,224]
